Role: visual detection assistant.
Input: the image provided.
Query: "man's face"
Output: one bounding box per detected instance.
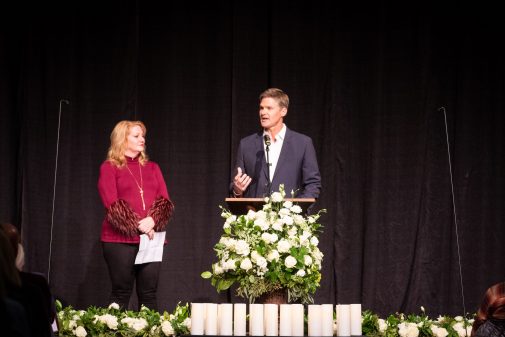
[259,97,287,131]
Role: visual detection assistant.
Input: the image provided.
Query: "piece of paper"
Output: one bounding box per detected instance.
[135,231,166,264]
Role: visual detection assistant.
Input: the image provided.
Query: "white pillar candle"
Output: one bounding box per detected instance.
[350,304,362,336]
[234,303,247,336]
[264,304,279,336]
[249,304,264,336]
[279,304,292,336]
[308,305,322,336]
[291,304,304,336]
[219,304,233,336]
[337,304,351,336]
[321,304,334,336]
[191,303,205,335]
[205,303,218,335]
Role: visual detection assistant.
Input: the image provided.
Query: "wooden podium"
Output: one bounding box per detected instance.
[225,197,316,215]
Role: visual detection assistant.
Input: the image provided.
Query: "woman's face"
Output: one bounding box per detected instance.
[125,125,145,157]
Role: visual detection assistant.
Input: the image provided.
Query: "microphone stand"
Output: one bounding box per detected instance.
[264,136,272,196]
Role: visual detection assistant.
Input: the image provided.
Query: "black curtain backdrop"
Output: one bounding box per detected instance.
[1,2,504,317]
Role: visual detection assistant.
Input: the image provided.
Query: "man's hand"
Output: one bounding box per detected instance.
[233,167,252,197]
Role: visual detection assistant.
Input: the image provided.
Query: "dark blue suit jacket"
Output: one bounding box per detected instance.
[231,128,321,198]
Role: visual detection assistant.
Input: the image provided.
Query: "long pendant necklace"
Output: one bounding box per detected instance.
[125,159,145,210]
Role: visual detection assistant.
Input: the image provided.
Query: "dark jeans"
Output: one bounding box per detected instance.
[102,242,161,311]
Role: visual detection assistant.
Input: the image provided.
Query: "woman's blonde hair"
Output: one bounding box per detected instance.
[107,120,149,167]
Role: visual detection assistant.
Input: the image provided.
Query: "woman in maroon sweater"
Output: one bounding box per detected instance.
[98,120,173,311]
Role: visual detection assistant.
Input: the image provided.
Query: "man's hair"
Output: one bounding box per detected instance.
[259,88,289,110]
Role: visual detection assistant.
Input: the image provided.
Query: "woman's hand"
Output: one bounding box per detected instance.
[138,216,155,235]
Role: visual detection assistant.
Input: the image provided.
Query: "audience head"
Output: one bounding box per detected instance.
[472,282,505,336]
[0,225,21,295]
[1,223,24,270]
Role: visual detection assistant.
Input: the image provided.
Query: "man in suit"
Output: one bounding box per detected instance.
[231,88,321,199]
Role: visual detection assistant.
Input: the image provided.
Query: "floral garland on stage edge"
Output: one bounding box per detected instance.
[201,184,326,304]
[56,300,190,337]
[55,302,476,337]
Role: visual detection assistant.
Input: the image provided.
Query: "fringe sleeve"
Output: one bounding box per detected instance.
[106,199,141,237]
[147,197,174,231]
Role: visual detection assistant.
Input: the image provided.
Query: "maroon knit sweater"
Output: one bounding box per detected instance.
[98,156,174,243]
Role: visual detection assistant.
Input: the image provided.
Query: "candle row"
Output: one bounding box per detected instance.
[190,303,362,336]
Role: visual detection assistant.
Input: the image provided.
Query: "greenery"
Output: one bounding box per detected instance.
[55,300,476,337]
[201,184,326,304]
[361,307,474,337]
[56,300,190,337]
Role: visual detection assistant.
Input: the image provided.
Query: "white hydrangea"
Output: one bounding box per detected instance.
[97,314,118,330]
[254,218,269,230]
[255,256,268,270]
[279,208,291,216]
[287,226,297,237]
[224,259,237,271]
[310,236,319,246]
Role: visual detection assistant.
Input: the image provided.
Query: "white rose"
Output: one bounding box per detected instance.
[308,216,316,224]
[271,192,283,202]
[69,320,77,329]
[310,236,319,246]
[277,239,291,253]
[284,255,297,268]
[267,250,280,261]
[283,201,293,208]
[431,326,448,337]
[290,205,302,214]
[296,269,306,277]
[240,258,253,270]
[261,232,273,244]
[255,256,268,270]
[224,259,237,271]
[235,240,250,256]
[251,251,261,262]
[455,316,463,322]
[184,317,192,329]
[300,231,312,245]
[214,263,224,275]
[269,233,278,243]
[293,214,305,225]
[108,302,120,310]
[132,318,148,332]
[223,222,230,230]
[304,255,313,266]
[162,321,174,336]
[279,208,291,216]
[246,209,256,220]
[287,227,297,237]
[254,218,269,230]
[378,319,387,333]
[282,215,294,226]
[272,220,284,231]
[399,322,419,337]
[74,326,87,337]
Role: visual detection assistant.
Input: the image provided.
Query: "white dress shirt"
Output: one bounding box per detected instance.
[263,124,287,182]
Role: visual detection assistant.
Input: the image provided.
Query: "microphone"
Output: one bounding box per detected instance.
[264,134,271,147]
[264,134,272,195]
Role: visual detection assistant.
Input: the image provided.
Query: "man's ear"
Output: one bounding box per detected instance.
[281,107,288,117]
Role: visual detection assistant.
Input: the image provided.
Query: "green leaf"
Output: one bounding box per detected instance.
[201,271,213,279]
[217,278,235,291]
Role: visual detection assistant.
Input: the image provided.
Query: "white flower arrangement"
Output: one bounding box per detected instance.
[202,184,326,303]
[56,301,190,336]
